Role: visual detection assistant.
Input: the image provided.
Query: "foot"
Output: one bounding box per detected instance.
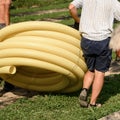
[79,88,88,107]
[88,103,101,108]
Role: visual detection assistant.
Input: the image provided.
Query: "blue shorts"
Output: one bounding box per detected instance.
[81,37,112,72]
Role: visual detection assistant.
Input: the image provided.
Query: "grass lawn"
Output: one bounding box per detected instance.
[0,0,120,120]
[0,74,120,120]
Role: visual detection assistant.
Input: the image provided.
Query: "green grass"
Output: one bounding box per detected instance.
[10,0,73,25]
[10,11,71,23]
[10,0,71,16]
[11,0,71,9]
[0,74,120,120]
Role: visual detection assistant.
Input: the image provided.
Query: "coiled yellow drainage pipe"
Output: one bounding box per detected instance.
[0,21,87,93]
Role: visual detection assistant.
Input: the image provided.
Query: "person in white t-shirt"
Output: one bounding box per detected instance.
[69,0,120,107]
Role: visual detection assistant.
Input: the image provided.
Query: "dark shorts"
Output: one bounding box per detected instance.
[81,37,112,72]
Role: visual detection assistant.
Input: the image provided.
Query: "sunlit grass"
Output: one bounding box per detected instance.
[0,74,120,120]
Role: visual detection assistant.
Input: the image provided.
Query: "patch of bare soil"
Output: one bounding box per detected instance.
[0,87,40,109]
[12,8,68,16]
[105,60,120,76]
[11,8,69,22]
[98,111,120,120]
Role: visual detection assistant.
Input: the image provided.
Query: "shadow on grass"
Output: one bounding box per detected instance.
[99,74,120,104]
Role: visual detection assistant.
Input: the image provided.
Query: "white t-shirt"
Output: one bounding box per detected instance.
[71,0,120,41]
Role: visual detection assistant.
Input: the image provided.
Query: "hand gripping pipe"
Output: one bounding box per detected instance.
[0,21,87,93]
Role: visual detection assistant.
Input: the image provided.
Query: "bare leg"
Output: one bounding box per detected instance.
[79,70,94,107]
[90,70,104,105]
[83,70,95,89]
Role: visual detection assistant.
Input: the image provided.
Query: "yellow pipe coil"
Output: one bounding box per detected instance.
[0,21,87,93]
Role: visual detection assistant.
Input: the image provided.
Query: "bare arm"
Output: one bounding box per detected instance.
[0,1,5,23]
[69,4,80,23]
[5,0,11,25]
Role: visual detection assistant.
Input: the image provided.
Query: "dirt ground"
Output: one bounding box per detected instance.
[0,87,40,109]
[105,60,120,76]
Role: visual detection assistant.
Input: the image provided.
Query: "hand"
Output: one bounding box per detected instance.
[74,22,79,30]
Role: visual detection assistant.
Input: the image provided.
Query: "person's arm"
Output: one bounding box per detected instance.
[4,0,11,25]
[69,4,80,23]
[0,1,5,23]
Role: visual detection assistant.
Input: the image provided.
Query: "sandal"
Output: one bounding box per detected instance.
[88,103,101,108]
